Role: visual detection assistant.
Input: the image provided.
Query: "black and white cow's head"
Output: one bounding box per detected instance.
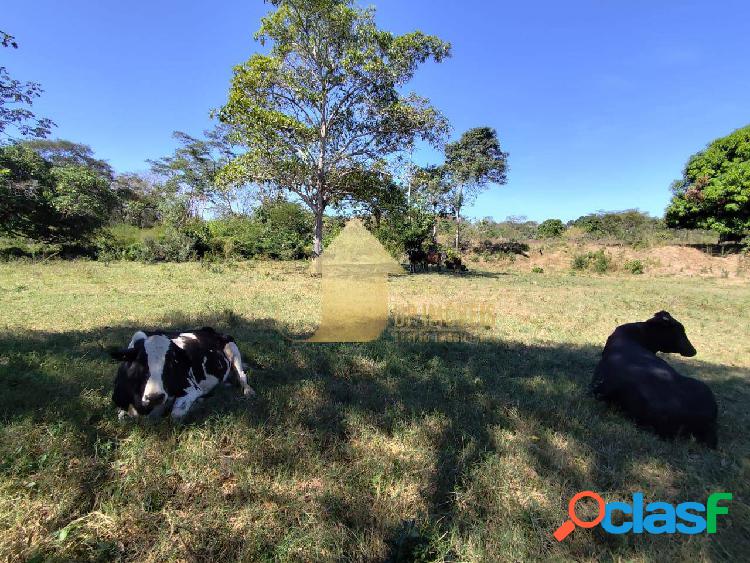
[110,332,174,417]
[644,311,697,357]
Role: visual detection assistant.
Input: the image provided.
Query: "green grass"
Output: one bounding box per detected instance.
[0,261,748,561]
[107,223,167,245]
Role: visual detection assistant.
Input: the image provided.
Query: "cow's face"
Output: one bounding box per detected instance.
[110,336,169,416]
[646,311,697,357]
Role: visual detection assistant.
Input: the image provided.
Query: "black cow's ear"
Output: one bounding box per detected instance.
[109,347,139,362]
[652,311,674,323]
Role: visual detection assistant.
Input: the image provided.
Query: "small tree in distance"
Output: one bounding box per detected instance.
[149,126,253,217]
[443,127,508,250]
[537,218,565,239]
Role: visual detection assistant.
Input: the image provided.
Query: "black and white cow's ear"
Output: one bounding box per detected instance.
[109,347,139,362]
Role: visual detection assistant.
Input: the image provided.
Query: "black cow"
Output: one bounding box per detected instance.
[444,255,467,272]
[590,311,718,447]
[110,327,254,420]
[425,250,444,271]
[407,248,428,273]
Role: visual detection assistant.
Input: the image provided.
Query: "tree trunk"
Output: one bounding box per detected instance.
[313,197,324,258]
[454,207,461,251]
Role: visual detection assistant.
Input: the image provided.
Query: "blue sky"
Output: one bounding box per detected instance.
[3,0,749,222]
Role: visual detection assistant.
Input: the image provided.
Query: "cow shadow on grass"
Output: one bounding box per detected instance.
[1,311,748,561]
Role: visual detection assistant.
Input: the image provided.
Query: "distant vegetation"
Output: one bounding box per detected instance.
[1,5,747,264]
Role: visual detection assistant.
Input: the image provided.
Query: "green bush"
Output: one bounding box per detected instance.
[571,249,612,273]
[531,266,544,273]
[537,219,565,239]
[208,216,264,258]
[0,245,32,261]
[0,237,63,260]
[472,240,530,255]
[96,221,209,262]
[99,200,317,262]
[571,254,588,271]
[371,207,434,257]
[147,226,210,262]
[211,200,315,260]
[624,259,645,275]
[592,251,612,273]
[255,200,314,259]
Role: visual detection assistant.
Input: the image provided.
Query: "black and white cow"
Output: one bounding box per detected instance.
[110,327,254,420]
[590,311,718,447]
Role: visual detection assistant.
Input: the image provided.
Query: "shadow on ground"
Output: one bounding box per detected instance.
[1,310,748,561]
[396,264,513,278]
[686,242,748,256]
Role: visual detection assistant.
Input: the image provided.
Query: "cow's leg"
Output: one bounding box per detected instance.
[171,387,202,420]
[148,396,174,419]
[224,342,255,397]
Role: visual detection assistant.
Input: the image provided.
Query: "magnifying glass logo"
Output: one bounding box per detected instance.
[553,491,605,541]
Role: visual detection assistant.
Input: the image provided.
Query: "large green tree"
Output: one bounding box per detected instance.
[1,31,54,142]
[0,144,117,243]
[666,125,750,242]
[218,0,451,256]
[444,127,508,250]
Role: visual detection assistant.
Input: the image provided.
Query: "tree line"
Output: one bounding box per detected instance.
[1,0,748,262]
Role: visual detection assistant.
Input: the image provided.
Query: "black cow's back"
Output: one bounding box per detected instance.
[591,322,718,447]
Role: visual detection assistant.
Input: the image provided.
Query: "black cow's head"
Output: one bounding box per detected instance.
[110,338,168,417]
[645,311,697,357]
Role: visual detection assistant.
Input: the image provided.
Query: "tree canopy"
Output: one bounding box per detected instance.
[21,139,114,179]
[149,126,253,217]
[666,125,750,242]
[218,0,451,255]
[0,143,117,244]
[443,127,508,249]
[0,31,54,142]
[111,173,164,228]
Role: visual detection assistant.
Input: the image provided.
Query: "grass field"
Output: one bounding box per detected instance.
[0,260,748,562]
